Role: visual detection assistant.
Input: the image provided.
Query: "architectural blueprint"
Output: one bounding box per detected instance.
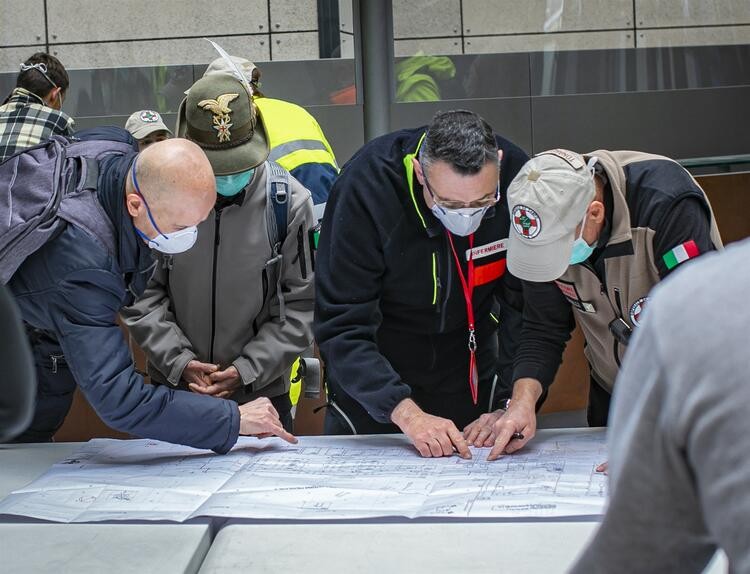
[0,429,607,523]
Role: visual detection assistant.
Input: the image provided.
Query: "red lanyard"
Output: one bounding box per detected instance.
[446,232,479,405]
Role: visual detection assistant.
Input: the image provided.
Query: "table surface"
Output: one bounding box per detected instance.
[0,442,212,574]
[0,434,729,574]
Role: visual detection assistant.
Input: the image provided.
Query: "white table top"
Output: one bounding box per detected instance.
[0,442,214,574]
[0,435,729,574]
[0,442,78,499]
[199,521,600,574]
[0,522,212,573]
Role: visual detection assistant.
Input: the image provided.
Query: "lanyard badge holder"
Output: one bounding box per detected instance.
[446,232,479,404]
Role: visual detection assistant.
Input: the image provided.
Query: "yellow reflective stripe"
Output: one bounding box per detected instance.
[490,312,499,324]
[273,148,338,173]
[432,252,437,305]
[403,132,427,229]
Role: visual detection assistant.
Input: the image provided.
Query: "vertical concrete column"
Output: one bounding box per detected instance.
[354,0,394,141]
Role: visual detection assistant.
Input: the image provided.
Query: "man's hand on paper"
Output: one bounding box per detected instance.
[391,398,471,459]
[596,461,608,474]
[463,408,506,447]
[486,378,542,461]
[239,397,298,444]
[189,365,242,398]
[183,360,218,389]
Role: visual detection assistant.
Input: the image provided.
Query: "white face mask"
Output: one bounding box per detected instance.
[140,227,198,254]
[430,204,489,236]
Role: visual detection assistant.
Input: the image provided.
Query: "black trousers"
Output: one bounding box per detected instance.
[271,393,294,434]
[12,329,76,443]
[587,376,612,427]
[324,356,504,436]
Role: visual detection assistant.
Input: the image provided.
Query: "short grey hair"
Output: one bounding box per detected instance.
[420,110,498,176]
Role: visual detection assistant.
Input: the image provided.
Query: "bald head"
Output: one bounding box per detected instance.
[136,138,215,205]
[126,138,216,237]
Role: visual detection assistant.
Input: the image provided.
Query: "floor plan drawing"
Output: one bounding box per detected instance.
[0,429,607,523]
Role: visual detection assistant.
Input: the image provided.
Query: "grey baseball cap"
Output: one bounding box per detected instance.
[204,55,260,86]
[506,149,597,282]
[124,110,172,139]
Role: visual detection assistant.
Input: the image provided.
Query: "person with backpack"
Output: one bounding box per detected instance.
[0,52,74,162]
[2,136,296,450]
[122,72,315,432]
[201,54,338,206]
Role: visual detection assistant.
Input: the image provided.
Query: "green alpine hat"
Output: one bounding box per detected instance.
[176,72,269,175]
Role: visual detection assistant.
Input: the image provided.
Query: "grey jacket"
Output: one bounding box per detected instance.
[123,162,315,402]
[570,239,750,574]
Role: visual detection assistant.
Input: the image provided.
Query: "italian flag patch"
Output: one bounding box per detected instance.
[662,240,700,270]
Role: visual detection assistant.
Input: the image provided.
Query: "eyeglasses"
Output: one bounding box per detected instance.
[423,174,500,211]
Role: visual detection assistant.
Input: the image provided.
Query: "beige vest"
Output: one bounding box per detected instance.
[557,150,723,391]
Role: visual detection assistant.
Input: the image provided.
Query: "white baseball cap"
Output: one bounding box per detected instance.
[506,149,597,282]
[125,110,172,139]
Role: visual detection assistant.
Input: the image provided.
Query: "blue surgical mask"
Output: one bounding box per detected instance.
[215,168,254,197]
[569,212,594,265]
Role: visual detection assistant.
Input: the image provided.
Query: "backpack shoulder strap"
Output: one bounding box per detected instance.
[265,160,291,253]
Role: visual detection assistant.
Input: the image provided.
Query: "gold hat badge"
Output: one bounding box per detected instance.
[198,93,239,143]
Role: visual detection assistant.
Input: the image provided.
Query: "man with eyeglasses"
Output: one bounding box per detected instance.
[314,110,529,459]
[0,52,73,162]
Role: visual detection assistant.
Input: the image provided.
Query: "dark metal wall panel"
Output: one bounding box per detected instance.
[305,104,364,165]
[530,45,750,96]
[390,98,533,157]
[531,86,750,159]
[196,59,357,108]
[73,113,179,132]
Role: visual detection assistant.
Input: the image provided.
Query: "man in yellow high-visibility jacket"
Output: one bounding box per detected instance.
[204,56,338,206]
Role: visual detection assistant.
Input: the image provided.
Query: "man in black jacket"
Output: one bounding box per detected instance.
[314,110,531,458]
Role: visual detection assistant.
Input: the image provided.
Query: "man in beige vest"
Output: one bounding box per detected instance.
[464,149,722,461]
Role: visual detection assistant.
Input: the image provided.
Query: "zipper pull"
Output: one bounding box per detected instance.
[51,354,60,374]
[435,277,442,313]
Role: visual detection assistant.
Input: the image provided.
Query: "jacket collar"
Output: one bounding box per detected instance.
[584,150,634,259]
[97,153,155,283]
[6,87,47,106]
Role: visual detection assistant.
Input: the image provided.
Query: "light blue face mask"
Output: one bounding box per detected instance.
[215,168,254,197]
[569,211,594,265]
